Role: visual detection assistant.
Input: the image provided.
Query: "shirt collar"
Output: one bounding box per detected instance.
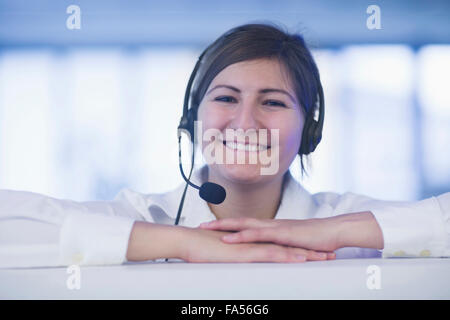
[150,165,215,226]
[274,169,318,220]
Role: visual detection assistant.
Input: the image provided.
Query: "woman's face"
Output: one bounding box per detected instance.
[197,58,305,185]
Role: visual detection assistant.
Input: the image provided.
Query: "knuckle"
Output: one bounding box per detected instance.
[242,217,259,226]
[228,217,243,227]
[259,228,270,237]
[240,229,255,240]
[291,248,307,259]
[263,246,277,259]
[232,232,243,240]
[293,249,312,260]
[260,228,277,242]
[252,228,263,238]
[264,246,287,261]
[305,250,316,258]
[216,219,228,226]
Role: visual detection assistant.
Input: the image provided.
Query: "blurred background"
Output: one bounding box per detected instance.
[0,0,449,202]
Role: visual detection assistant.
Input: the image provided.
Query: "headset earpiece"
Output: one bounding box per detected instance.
[299,115,315,155]
[299,92,324,155]
[178,108,196,143]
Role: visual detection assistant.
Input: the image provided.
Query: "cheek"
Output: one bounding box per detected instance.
[197,104,227,150]
[275,114,304,156]
[197,104,226,131]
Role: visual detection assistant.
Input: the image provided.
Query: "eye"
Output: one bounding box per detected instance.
[214,96,236,103]
[263,100,287,108]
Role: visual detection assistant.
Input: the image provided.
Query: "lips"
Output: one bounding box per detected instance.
[221,140,270,152]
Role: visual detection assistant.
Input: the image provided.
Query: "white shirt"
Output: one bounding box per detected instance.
[1,165,449,268]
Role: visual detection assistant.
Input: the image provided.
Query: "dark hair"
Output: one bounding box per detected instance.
[190,22,323,177]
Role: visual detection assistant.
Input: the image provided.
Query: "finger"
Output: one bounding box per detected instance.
[221,228,290,245]
[248,245,307,263]
[233,245,331,263]
[327,252,336,260]
[199,218,270,230]
[224,231,334,261]
[199,217,273,231]
[253,247,330,263]
[289,248,330,261]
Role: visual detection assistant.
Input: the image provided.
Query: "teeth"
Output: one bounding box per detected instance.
[224,141,268,151]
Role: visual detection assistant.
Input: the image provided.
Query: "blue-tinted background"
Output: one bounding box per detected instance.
[0,0,449,201]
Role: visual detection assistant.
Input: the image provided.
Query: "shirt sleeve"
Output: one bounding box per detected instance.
[371,192,450,258]
[0,188,149,268]
[314,191,450,258]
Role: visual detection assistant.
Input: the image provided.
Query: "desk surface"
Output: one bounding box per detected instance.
[1,258,449,299]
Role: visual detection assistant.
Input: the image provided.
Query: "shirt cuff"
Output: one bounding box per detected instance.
[370,196,448,258]
[59,212,135,266]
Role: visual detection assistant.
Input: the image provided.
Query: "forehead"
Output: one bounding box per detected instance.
[209,58,293,92]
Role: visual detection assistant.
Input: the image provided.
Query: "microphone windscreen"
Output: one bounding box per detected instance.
[199,182,226,205]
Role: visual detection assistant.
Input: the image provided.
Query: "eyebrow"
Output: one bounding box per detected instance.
[206,84,297,104]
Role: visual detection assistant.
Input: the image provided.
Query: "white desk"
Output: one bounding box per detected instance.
[1,258,449,299]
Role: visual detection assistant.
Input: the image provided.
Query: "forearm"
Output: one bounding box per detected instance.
[126,221,186,261]
[334,211,384,250]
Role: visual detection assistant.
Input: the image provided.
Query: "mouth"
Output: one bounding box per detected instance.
[221,140,270,152]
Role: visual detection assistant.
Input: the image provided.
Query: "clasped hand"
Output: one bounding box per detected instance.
[189,217,342,262]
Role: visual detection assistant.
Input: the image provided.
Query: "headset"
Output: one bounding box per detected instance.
[173,41,325,228]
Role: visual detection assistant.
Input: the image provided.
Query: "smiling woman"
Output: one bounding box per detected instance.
[197,58,306,220]
[190,23,324,177]
[0,22,449,268]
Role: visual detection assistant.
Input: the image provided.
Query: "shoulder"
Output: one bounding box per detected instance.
[114,183,185,221]
[311,190,414,215]
[285,171,407,216]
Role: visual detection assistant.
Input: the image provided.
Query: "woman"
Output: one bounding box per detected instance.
[1,23,449,268]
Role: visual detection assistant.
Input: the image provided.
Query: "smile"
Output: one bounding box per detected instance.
[222,140,270,152]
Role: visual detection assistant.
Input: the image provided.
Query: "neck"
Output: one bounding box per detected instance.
[205,167,287,220]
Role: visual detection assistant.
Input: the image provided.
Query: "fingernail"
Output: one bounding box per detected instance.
[199,222,210,228]
[317,253,327,259]
[296,255,306,262]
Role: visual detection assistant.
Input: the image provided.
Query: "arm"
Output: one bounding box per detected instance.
[335,211,384,250]
[0,189,332,268]
[199,214,377,253]
[0,189,138,268]
[200,192,450,258]
[126,221,335,263]
[126,222,183,261]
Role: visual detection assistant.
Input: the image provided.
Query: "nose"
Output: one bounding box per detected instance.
[228,98,261,132]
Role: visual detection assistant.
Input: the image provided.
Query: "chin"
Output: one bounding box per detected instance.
[217,163,267,184]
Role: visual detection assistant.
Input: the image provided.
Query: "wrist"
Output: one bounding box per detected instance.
[126,222,187,261]
[176,226,199,262]
[333,211,384,250]
[161,224,188,259]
